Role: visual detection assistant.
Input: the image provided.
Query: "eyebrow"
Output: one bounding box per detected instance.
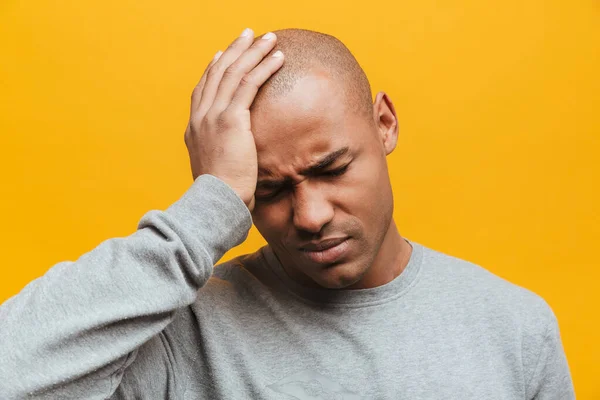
[257,146,350,187]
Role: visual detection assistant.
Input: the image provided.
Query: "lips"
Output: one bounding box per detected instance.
[299,237,350,264]
[299,237,347,252]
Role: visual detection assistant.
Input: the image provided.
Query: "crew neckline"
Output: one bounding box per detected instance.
[260,238,424,308]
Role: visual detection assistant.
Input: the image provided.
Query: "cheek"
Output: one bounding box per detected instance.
[252,202,291,242]
[335,159,392,229]
[342,158,389,205]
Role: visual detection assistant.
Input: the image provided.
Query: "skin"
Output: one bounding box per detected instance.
[185,28,412,291]
[251,70,413,290]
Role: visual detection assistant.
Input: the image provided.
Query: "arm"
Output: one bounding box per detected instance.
[0,27,284,399]
[526,310,575,400]
[0,175,251,399]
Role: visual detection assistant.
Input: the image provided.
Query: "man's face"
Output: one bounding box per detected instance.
[250,71,396,289]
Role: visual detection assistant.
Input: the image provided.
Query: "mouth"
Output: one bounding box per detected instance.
[299,237,350,264]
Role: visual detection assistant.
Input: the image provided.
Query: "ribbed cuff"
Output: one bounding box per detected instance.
[165,174,252,264]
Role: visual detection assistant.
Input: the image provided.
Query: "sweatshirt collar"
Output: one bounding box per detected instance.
[261,238,423,307]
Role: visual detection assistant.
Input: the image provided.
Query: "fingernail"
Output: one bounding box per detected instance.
[240,28,253,38]
[262,32,276,40]
[272,50,283,58]
[214,50,223,60]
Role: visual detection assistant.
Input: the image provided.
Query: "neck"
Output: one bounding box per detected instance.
[346,219,412,289]
[275,219,412,290]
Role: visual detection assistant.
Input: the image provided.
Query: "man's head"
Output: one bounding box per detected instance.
[249,29,400,289]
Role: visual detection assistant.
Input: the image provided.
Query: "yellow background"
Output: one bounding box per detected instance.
[0,0,598,397]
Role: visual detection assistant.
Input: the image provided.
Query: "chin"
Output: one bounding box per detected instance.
[313,262,367,289]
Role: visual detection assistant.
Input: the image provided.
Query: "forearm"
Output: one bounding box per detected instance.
[0,175,251,399]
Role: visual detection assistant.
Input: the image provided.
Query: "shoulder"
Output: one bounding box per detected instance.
[210,249,270,286]
[194,248,276,305]
[416,242,570,394]
[416,242,557,336]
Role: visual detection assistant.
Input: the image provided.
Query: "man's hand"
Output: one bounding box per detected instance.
[184,28,284,211]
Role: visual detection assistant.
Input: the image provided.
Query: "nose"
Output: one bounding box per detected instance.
[292,182,335,234]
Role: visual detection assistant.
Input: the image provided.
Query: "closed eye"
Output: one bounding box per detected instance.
[255,183,290,202]
[255,190,282,202]
[256,164,350,202]
[322,164,349,177]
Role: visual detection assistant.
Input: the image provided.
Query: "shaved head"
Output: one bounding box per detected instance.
[251,28,373,117]
[249,28,402,290]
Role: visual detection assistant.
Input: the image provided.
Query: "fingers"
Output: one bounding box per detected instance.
[229,50,284,110]
[191,50,223,114]
[196,28,255,115]
[211,32,279,111]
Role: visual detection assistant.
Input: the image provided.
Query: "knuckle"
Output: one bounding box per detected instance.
[205,108,231,129]
[240,73,256,87]
[230,36,246,48]
[223,63,242,78]
[206,65,222,80]
[184,122,195,143]
[205,108,221,124]
[186,119,199,136]
[192,82,201,94]
[191,87,200,101]
[192,81,203,94]
[189,115,202,129]
[216,111,234,129]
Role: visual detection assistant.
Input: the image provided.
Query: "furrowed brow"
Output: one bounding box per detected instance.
[256,147,350,187]
[300,147,350,175]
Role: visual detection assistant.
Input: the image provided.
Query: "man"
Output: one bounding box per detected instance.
[0,28,574,399]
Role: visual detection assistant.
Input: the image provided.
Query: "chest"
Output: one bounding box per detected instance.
[170,303,525,399]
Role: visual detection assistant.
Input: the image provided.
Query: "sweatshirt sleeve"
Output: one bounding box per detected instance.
[0,174,252,400]
[526,309,576,400]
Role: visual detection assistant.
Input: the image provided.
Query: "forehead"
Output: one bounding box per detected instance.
[251,73,369,177]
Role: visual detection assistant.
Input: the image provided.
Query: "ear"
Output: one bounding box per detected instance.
[372,91,399,155]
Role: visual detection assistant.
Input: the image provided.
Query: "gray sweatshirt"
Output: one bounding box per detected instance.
[0,175,575,399]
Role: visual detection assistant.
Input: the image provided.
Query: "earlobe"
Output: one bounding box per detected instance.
[373,91,399,155]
